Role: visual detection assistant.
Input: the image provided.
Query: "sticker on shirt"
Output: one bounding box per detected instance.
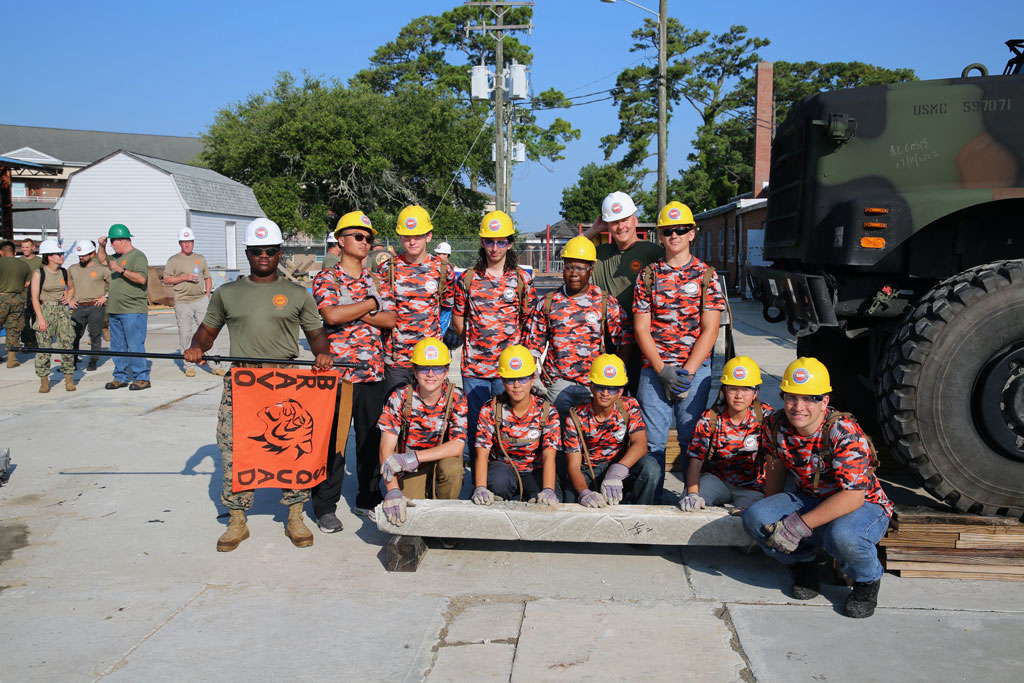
[614,427,627,442]
[630,260,643,273]
[273,294,288,309]
[527,429,540,440]
[683,281,700,296]
[585,312,599,325]
[425,279,438,293]
[742,435,759,451]
[502,287,517,302]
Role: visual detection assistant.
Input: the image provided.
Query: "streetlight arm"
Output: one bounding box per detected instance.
[601,0,660,18]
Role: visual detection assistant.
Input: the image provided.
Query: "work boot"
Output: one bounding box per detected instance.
[212,367,227,377]
[184,368,196,378]
[86,359,98,371]
[790,561,821,600]
[285,503,314,548]
[7,351,19,368]
[844,579,881,618]
[65,375,76,392]
[39,377,50,394]
[217,509,250,552]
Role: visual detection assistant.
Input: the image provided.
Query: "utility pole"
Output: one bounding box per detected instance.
[656,0,667,209]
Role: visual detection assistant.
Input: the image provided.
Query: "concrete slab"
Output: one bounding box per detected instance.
[445,600,524,644]
[511,599,746,681]
[376,499,750,546]
[428,643,516,681]
[730,604,1024,683]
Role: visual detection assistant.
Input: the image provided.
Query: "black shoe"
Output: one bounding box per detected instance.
[844,580,881,618]
[129,380,151,391]
[316,512,343,533]
[790,562,821,600]
[86,361,98,371]
[105,380,127,390]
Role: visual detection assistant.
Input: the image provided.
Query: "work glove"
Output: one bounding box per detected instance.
[443,327,463,349]
[381,489,408,526]
[657,364,691,397]
[337,287,356,307]
[532,488,558,506]
[472,486,495,505]
[380,450,420,483]
[578,489,607,508]
[679,492,706,512]
[601,463,630,505]
[366,286,386,313]
[764,512,813,554]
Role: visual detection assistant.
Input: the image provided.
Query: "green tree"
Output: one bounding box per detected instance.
[560,163,630,223]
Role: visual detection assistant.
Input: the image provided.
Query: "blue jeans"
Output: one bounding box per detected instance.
[742,491,891,583]
[562,456,661,505]
[637,358,712,502]
[463,375,506,454]
[109,313,149,382]
[487,461,562,502]
[545,378,593,419]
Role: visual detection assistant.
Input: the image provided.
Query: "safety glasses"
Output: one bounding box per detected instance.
[781,393,825,405]
[502,376,533,385]
[592,385,622,395]
[564,264,591,274]
[414,365,448,376]
[483,238,510,249]
[660,226,695,237]
[340,232,373,243]
[246,246,281,257]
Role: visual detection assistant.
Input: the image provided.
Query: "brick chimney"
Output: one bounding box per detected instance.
[753,61,773,198]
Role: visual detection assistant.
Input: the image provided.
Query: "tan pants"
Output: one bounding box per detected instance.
[398,457,464,500]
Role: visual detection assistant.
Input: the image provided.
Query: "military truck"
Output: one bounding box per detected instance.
[748,42,1024,517]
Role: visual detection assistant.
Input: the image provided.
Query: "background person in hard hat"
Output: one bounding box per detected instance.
[634,201,724,504]
[377,338,468,526]
[582,191,664,397]
[322,231,342,271]
[561,355,658,507]
[0,240,33,368]
[184,217,332,551]
[741,358,893,619]
[433,241,455,338]
[472,345,562,505]
[104,223,151,391]
[525,235,628,418]
[453,210,537,452]
[68,240,110,371]
[680,356,774,513]
[30,240,76,393]
[309,211,394,533]
[163,228,225,378]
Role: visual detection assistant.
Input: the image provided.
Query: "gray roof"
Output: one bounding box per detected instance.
[129,152,264,217]
[0,124,204,166]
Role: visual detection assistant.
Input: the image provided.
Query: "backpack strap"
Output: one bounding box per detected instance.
[706,406,722,460]
[397,386,414,452]
[516,268,528,329]
[699,265,715,314]
[599,293,609,354]
[440,383,456,441]
[437,259,448,310]
[641,263,657,304]
[752,402,765,425]
[568,406,596,483]
[815,411,880,494]
[542,291,555,317]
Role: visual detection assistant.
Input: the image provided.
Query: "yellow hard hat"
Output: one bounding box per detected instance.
[411,337,451,366]
[498,344,536,379]
[335,210,376,236]
[561,235,597,262]
[656,201,696,228]
[479,210,515,238]
[396,206,433,236]
[780,357,832,395]
[588,354,628,387]
[721,356,762,387]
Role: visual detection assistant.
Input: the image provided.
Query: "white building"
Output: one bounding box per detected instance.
[55,150,264,275]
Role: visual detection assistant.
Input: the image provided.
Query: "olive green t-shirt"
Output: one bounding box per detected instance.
[38,267,68,304]
[592,239,664,316]
[165,252,211,304]
[108,248,149,314]
[19,255,42,271]
[322,252,340,271]
[0,256,31,294]
[69,261,111,302]
[203,277,323,360]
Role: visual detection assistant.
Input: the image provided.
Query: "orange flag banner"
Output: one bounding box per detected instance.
[230,368,336,492]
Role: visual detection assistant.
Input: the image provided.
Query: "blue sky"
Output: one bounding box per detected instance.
[7,1,1021,232]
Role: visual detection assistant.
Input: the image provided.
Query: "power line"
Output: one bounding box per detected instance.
[431,113,492,219]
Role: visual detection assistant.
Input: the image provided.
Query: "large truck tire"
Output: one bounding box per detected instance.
[877,260,1024,518]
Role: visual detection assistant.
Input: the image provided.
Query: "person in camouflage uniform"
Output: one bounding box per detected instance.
[681,356,774,513]
[634,201,725,503]
[309,211,395,532]
[0,240,31,368]
[453,210,537,452]
[30,240,76,393]
[525,235,628,418]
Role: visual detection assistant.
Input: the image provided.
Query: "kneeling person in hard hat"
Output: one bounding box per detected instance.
[741,358,893,619]
[525,235,629,418]
[164,228,225,377]
[680,356,773,512]
[184,218,333,551]
[376,338,468,525]
[562,355,658,507]
[472,345,562,504]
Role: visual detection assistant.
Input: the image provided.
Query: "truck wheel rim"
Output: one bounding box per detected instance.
[973,342,1024,464]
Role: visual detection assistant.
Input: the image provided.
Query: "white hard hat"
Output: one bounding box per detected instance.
[74,240,97,256]
[243,218,283,246]
[178,227,195,241]
[435,242,452,255]
[326,232,338,244]
[38,239,62,255]
[601,191,638,222]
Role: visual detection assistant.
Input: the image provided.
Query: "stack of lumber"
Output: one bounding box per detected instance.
[665,431,685,471]
[881,506,1024,581]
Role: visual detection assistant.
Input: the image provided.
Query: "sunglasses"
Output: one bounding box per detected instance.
[483,238,510,249]
[592,385,622,395]
[660,226,695,237]
[340,232,373,243]
[246,246,281,257]
[781,393,825,405]
[414,365,448,376]
[502,376,533,385]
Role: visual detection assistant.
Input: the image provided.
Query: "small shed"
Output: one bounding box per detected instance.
[55,150,264,275]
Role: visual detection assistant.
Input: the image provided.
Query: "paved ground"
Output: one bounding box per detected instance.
[1,302,1021,682]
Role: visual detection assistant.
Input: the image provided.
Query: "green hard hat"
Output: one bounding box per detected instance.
[108,223,132,239]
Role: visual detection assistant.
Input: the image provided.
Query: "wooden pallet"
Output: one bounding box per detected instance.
[881,506,1024,581]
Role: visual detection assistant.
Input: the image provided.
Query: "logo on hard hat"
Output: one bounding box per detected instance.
[733,367,747,380]
[668,207,681,220]
[425,345,439,360]
[603,365,617,379]
[360,215,371,226]
[272,294,288,309]
[509,357,523,371]
[182,230,192,239]
[792,368,810,384]
[405,217,418,230]
[611,202,623,214]
[255,227,268,239]
[488,219,501,232]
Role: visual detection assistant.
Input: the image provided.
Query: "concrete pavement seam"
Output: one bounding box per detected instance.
[715,603,755,683]
[141,385,219,415]
[92,582,212,681]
